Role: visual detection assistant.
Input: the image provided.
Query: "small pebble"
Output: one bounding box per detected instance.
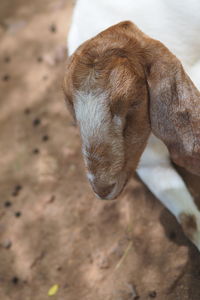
[33,118,41,127]
[2,240,12,249]
[15,211,21,218]
[149,291,157,298]
[4,56,11,63]
[4,201,12,207]
[12,277,19,284]
[42,135,49,142]
[33,148,39,154]
[24,108,31,115]
[2,74,10,81]
[50,24,57,33]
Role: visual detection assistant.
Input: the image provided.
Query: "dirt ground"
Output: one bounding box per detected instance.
[0,1,200,299]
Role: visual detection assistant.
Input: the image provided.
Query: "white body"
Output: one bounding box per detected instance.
[68,0,200,88]
[67,0,200,250]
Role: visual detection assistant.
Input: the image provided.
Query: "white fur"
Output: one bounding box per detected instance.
[67,0,200,250]
[138,134,200,250]
[74,90,110,147]
[68,1,200,66]
[138,135,197,218]
[87,172,95,182]
[68,0,200,87]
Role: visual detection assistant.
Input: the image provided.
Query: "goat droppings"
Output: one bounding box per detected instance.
[4,201,12,207]
[12,190,19,197]
[24,108,31,115]
[11,277,19,284]
[49,24,57,33]
[4,56,11,63]
[15,184,22,192]
[2,74,10,81]
[42,135,49,142]
[33,118,41,127]
[149,291,157,298]
[37,56,43,63]
[32,148,40,155]
[15,211,22,218]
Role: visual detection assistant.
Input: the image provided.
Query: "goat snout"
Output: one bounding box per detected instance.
[91,182,116,200]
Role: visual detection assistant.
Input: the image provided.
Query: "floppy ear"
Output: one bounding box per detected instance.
[146,43,200,175]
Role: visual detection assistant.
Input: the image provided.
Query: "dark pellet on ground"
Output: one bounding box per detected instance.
[11,184,22,197]
[42,135,49,142]
[50,24,57,33]
[15,212,21,218]
[15,184,22,192]
[2,74,10,81]
[149,291,157,298]
[33,118,41,126]
[12,277,19,284]
[33,148,39,154]
[37,56,43,62]
[169,231,176,240]
[4,56,11,63]
[4,201,12,207]
[12,190,19,197]
[134,296,140,300]
[24,108,31,115]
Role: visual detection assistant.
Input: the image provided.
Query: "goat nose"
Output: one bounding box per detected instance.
[93,183,116,200]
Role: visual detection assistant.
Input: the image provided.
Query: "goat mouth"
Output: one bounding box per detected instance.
[95,173,129,200]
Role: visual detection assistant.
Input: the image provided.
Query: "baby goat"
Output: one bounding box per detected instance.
[63,21,200,251]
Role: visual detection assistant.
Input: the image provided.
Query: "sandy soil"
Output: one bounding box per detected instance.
[0,1,200,299]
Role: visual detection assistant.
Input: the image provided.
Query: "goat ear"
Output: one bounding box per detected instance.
[146,44,200,175]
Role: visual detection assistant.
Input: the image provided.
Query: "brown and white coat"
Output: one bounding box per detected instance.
[64,10,200,251]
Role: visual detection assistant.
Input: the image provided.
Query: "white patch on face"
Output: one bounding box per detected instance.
[75,90,125,181]
[87,172,95,182]
[82,147,89,157]
[74,90,110,146]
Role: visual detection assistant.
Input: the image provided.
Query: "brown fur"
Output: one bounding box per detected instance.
[179,213,197,240]
[63,21,200,198]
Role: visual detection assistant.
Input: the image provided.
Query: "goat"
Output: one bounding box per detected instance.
[63,21,200,250]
